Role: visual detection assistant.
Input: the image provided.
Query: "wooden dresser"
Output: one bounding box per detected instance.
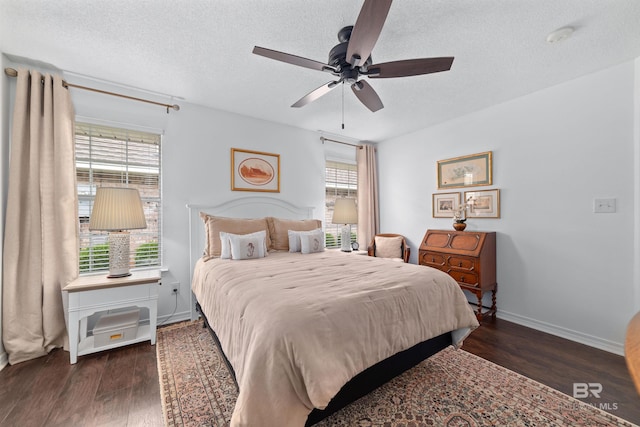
[419,229,496,321]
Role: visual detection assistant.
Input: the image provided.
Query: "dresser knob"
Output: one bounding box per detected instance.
[431,258,435,262]
[460,276,465,282]
[458,262,462,267]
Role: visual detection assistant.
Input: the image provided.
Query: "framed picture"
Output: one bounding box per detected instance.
[464,189,500,218]
[437,151,492,189]
[231,148,280,192]
[432,192,461,218]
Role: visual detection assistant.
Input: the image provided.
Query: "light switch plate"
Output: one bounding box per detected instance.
[593,198,616,213]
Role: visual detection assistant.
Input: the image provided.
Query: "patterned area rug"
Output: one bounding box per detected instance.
[157,320,636,426]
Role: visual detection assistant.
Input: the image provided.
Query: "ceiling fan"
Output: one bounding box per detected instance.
[252,0,454,112]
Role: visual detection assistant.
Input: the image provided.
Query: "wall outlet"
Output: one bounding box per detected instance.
[172,284,179,294]
[593,198,616,213]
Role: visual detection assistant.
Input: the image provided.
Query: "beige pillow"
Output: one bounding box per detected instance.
[200,213,270,260]
[375,236,403,259]
[267,217,322,251]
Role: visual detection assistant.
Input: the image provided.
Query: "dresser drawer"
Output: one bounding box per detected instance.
[448,270,479,287]
[447,255,476,271]
[420,251,446,268]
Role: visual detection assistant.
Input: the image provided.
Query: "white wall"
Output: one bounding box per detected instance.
[377,61,639,354]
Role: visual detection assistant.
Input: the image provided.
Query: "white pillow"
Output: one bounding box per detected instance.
[220,231,232,259]
[288,228,322,253]
[221,230,267,259]
[300,229,325,254]
[229,232,267,260]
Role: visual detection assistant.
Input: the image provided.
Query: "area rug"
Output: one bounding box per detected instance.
[157,320,636,426]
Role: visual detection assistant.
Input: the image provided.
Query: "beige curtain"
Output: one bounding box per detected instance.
[356,143,379,247]
[2,69,78,364]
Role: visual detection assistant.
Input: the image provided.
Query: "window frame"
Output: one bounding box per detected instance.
[325,160,358,249]
[75,121,163,274]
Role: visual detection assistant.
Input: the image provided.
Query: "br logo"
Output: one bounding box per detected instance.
[573,382,602,398]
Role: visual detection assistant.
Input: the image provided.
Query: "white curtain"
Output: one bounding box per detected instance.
[356,143,379,247]
[2,69,78,364]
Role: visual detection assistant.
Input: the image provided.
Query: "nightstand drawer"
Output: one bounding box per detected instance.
[420,251,446,268]
[447,255,476,271]
[448,270,479,287]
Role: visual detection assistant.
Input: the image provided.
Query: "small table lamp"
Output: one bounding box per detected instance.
[332,197,358,252]
[89,187,147,278]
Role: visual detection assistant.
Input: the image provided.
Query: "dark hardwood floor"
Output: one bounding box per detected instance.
[0,341,162,427]
[462,317,640,425]
[0,317,638,426]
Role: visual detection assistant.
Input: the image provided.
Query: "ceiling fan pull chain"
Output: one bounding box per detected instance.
[341,82,345,129]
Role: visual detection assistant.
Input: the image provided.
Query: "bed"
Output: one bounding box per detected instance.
[187,197,479,426]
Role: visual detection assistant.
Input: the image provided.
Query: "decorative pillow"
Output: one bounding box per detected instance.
[374,235,403,259]
[267,217,322,251]
[300,229,325,254]
[220,230,268,259]
[200,213,270,260]
[229,232,267,260]
[288,228,322,253]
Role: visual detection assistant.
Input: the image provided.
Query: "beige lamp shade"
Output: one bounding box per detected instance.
[332,198,358,224]
[89,187,147,231]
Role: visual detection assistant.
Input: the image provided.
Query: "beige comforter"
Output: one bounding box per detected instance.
[191,250,479,427]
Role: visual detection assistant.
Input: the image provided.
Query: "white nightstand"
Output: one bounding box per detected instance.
[63,269,161,364]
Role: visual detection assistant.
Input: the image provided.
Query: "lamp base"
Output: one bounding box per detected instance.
[340,224,352,252]
[108,231,131,278]
[107,272,132,279]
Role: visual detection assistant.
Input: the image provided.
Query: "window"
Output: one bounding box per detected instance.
[325,160,357,248]
[76,123,162,273]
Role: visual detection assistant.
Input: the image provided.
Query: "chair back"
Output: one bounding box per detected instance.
[367,233,410,263]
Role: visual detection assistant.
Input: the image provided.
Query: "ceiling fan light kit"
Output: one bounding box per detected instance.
[252,0,454,113]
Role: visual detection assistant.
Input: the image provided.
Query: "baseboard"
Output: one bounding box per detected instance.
[497,310,624,356]
[157,310,191,326]
[0,350,8,371]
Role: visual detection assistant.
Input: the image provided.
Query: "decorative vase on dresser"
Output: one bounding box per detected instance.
[453,222,467,231]
[419,229,496,322]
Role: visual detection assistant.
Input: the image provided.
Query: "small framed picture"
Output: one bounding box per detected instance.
[464,189,500,218]
[432,192,461,218]
[437,151,492,189]
[231,148,280,192]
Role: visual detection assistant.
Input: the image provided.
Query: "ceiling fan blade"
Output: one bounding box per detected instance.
[351,80,383,112]
[346,0,392,67]
[367,57,454,78]
[253,46,337,73]
[292,81,340,108]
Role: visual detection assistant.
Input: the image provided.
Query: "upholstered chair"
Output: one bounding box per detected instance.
[367,233,410,263]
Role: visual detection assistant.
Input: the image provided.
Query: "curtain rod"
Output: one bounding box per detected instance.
[320,136,362,149]
[4,67,180,113]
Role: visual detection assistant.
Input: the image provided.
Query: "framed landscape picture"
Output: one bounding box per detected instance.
[437,151,493,189]
[231,148,280,192]
[464,189,500,218]
[432,192,461,218]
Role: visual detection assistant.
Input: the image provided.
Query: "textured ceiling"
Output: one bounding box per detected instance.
[2,0,640,142]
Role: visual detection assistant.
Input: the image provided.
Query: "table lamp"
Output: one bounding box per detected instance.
[89,187,147,278]
[332,197,358,252]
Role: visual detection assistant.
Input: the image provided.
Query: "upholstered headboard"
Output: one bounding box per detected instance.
[186,196,314,320]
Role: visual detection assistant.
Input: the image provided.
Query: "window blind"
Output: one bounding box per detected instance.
[325,160,358,248]
[76,122,162,273]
